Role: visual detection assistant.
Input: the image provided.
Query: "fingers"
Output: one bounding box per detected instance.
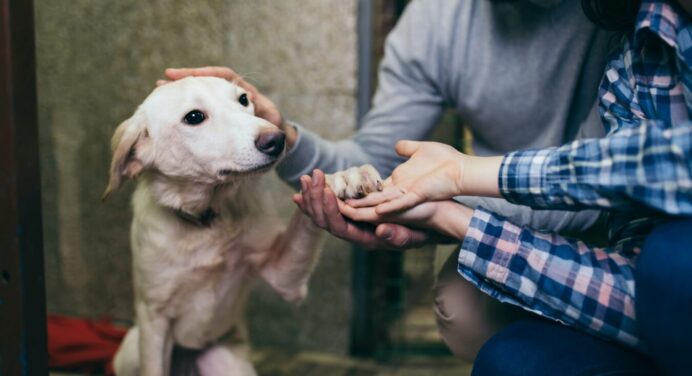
[299,170,339,230]
[338,201,381,223]
[300,175,314,218]
[341,221,387,249]
[298,175,388,248]
[292,193,305,212]
[164,66,259,94]
[375,192,424,215]
[345,186,404,208]
[165,66,239,81]
[294,171,433,250]
[156,80,170,87]
[321,185,346,233]
[375,223,430,249]
[394,140,421,158]
[308,170,328,228]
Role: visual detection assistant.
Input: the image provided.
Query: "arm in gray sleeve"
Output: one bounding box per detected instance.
[453,196,604,234]
[276,0,446,189]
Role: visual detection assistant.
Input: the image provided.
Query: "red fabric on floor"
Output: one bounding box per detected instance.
[47,315,128,375]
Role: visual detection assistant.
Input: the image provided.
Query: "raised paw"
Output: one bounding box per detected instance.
[325,164,383,200]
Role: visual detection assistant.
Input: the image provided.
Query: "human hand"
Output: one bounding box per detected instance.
[348,140,503,214]
[160,67,293,135]
[339,198,473,241]
[348,141,466,214]
[293,170,446,250]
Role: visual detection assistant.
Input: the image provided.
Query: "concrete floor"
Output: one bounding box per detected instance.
[51,349,471,376]
[253,349,472,376]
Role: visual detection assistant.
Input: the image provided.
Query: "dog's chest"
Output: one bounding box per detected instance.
[166,250,254,348]
[135,214,249,291]
[143,228,257,347]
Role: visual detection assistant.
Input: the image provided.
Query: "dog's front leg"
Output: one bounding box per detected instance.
[137,303,173,376]
[259,211,325,303]
[259,164,383,303]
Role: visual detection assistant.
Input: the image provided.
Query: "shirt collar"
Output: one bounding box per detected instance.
[634,0,689,49]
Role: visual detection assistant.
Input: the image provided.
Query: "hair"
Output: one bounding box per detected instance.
[581,0,642,32]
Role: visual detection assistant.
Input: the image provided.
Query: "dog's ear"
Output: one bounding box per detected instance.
[102,111,149,201]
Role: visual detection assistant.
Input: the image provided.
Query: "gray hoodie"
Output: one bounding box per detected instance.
[277,0,613,233]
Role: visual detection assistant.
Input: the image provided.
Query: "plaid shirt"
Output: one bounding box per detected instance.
[458,0,691,351]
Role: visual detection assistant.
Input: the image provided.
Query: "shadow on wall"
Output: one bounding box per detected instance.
[35,0,357,354]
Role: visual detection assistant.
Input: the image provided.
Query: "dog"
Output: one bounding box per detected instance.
[103,76,382,375]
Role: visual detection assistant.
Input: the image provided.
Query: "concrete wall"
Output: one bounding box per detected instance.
[35,0,357,354]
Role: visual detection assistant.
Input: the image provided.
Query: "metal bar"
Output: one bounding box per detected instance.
[350,0,376,357]
[0,0,49,373]
[356,0,374,123]
[351,0,410,358]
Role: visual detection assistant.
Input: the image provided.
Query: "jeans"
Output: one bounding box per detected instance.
[635,217,692,375]
[471,318,656,376]
[472,217,692,375]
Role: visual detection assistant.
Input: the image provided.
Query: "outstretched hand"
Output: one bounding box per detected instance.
[348,141,467,214]
[339,196,474,242]
[348,140,503,215]
[293,170,449,250]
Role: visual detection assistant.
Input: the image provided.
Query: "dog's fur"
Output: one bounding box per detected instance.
[105,77,381,375]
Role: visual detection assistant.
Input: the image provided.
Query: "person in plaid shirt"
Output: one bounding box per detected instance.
[339,0,691,373]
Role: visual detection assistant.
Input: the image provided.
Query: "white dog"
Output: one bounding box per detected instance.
[103,76,382,375]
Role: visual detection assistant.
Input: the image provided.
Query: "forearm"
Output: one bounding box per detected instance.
[276,122,374,190]
[277,0,445,190]
[498,120,692,214]
[452,195,604,235]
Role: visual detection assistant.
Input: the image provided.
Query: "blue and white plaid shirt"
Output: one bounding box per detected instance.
[457,0,691,352]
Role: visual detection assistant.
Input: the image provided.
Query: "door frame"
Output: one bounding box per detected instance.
[0,0,49,373]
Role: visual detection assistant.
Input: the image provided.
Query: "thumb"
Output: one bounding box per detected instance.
[376,223,429,249]
[164,68,187,80]
[395,140,421,158]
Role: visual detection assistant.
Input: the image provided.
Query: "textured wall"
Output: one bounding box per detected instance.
[35,0,357,354]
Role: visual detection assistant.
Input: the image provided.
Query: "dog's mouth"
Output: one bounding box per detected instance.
[217,161,277,178]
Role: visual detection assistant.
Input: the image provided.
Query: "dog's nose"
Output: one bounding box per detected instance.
[255,130,286,157]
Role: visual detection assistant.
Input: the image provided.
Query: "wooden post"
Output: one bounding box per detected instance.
[0,0,49,374]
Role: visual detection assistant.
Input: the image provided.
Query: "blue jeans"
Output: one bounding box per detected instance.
[471,318,656,376]
[472,217,692,375]
[635,217,692,375]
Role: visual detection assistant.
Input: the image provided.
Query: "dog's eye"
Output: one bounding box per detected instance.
[238,93,249,107]
[183,110,206,126]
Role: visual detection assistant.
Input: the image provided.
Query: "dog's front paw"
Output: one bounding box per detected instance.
[325,164,383,200]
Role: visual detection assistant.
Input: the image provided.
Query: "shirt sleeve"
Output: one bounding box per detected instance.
[498,119,692,215]
[457,207,643,350]
[275,0,446,189]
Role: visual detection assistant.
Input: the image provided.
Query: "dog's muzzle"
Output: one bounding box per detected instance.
[255,130,285,157]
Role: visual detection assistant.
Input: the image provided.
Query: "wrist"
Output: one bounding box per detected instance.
[430,201,473,240]
[460,155,502,197]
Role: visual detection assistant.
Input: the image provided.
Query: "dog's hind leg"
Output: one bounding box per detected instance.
[114,326,140,376]
[196,342,257,376]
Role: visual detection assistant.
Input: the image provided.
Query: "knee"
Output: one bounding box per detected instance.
[433,282,518,361]
[434,297,487,361]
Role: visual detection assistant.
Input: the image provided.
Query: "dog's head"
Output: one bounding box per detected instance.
[102,77,285,199]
